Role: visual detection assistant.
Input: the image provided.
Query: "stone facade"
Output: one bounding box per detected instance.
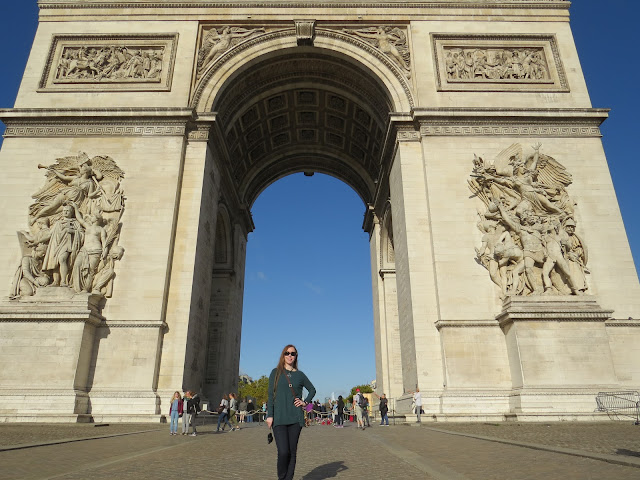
[1,0,639,422]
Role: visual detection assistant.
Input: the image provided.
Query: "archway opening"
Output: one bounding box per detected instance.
[240,173,374,400]
[200,45,401,403]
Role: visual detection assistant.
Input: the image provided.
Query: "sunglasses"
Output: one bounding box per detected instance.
[284,351,297,357]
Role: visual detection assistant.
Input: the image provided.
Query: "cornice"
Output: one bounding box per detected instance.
[38,1,570,11]
[0,108,209,138]
[436,319,499,329]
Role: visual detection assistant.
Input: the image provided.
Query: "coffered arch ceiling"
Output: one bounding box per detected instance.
[211,49,395,208]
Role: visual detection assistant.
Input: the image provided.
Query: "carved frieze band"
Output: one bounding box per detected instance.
[3,123,188,138]
[38,1,570,11]
[432,34,568,92]
[39,34,178,92]
[420,124,601,137]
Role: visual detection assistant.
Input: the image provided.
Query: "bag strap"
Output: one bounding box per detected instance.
[285,372,305,412]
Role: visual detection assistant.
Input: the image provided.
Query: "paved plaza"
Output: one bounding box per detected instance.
[1,420,639,479]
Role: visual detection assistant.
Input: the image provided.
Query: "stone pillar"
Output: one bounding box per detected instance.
[157,121,221,404]
[0,288,103,422]
[498,296,617,418]
[370,219,403,401]
[387,124,444,411]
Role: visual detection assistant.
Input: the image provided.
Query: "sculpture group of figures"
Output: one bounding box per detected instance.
[56,45,164,81]
[10,153,125,300]
[468,144,588,298]
[343,27,411,77]
[445,47,549,81]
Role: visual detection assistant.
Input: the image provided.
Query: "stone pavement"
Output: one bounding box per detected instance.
[1,420,639,479]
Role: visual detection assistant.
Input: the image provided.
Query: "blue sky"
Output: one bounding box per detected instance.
[1,2,639,402]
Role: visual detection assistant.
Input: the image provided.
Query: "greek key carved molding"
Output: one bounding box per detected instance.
[39,34,178,92]
[420,124,601,137]
[3,123,187,138]
[432,34,568,92]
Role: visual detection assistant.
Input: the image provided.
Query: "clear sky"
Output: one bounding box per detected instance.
[1,2,638,403]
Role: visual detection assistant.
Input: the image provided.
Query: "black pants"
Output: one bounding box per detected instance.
[273,423,302,480]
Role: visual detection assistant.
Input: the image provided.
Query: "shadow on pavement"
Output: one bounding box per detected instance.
[301,461,348,479]
[616,449,640,458]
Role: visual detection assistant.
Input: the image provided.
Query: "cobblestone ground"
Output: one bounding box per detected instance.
[432,421,640,456]
[0,421,639,480]
[0,424,160,447]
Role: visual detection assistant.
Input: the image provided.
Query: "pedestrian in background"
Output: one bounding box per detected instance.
[229,392,240,431]
[334,395,344,428]
[186,390,200,436]
[267,344,316,480]
[216,393,233,432]
[239,397,248,423]
[169,391,182,436]
[376,393,389,426]
[181,390,191,435]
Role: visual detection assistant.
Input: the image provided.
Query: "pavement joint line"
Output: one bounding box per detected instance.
[424,426,640,470]
[367,428,471,480]
[40,440,189,480]
[0,428,163,452]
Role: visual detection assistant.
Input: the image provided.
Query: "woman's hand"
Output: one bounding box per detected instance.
[293,398,305,408]
[266,417,273,429]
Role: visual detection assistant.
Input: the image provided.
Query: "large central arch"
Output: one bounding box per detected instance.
[183,29,413,403]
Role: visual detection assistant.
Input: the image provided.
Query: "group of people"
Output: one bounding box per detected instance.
[167,345,424,480]
[216,392,259,432]
[168,390,201,436]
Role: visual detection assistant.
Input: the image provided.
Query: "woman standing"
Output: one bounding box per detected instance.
[267,344,316,480]
[216,393,233,432]
[229,392,240,431]
[169,391,182,435]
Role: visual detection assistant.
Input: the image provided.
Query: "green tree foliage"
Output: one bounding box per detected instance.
[238,375,269,406]
[347,384,373,403]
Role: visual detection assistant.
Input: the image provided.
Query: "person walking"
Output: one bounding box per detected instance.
[362,396,371,427]
[169,391,182,436]
[334,395,345,428]
[353,388,365,430]
[216,393,233,432]
[186,390,200,436]
[267,344,316,480]
[229,392,240,431]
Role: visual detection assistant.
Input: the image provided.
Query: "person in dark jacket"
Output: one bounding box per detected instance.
[185,391,200,436]
[267,344,316,480]
[334,395,345,428]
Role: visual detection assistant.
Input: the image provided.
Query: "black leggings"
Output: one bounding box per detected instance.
[273,423,302,480]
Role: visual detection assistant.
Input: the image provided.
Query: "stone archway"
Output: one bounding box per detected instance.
[174,27,415,405]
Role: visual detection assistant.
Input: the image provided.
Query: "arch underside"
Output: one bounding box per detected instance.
[204,40,409,208]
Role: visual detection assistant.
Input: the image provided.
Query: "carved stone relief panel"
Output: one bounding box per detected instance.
[39,34,178,91]
[196,25,268,79]
[342,26,411,78]
[432,34,568,92]
[469,144,588,298]
[10,153,125,300]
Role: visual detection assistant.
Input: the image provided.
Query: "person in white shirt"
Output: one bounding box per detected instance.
[409,388,422,423]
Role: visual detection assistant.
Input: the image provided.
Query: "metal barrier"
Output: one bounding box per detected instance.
[595,391,640,424]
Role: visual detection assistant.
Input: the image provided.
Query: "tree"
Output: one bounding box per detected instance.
[347,384,373,403]
[238,375,269,405]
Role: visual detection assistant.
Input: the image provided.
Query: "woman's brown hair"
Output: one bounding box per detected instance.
[273,344,299,400]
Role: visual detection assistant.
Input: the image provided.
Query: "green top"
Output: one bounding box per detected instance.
[267,368,316,427]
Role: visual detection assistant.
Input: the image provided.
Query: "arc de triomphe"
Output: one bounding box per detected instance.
[1,0,639,422]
